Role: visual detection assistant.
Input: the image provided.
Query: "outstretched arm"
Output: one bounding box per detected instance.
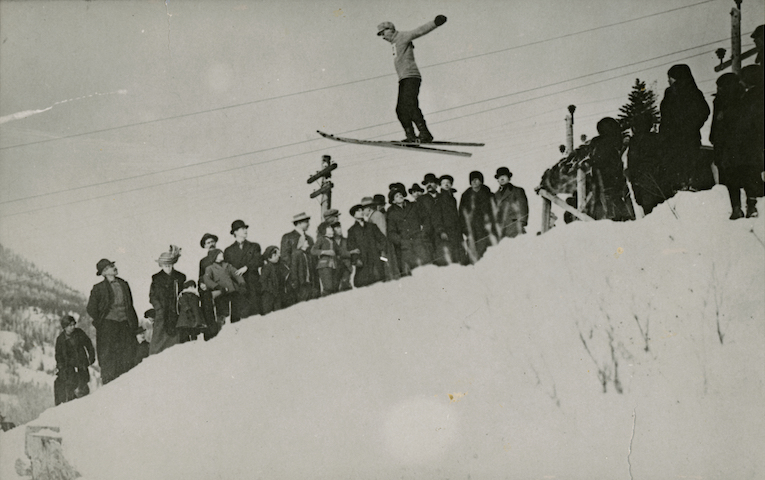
[400,15,447,42]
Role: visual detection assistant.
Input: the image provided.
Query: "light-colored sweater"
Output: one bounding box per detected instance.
[389,21,439,81]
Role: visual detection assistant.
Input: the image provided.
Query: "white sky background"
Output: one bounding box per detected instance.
[0,0,762,313]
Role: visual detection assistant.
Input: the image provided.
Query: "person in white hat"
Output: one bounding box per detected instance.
[377,15,447,143]
[280,212,314,307]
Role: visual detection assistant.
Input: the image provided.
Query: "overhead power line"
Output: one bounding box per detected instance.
[0,37,727,209]
[0,0,718,152]
[0,40,722,218]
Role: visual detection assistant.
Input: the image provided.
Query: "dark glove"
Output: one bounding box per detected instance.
[435,15,447,26]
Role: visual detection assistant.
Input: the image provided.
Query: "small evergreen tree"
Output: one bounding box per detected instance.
[618,78,660,133]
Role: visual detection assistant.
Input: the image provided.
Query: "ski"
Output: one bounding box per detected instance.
[391,140,485,147]
[317,131,479,157]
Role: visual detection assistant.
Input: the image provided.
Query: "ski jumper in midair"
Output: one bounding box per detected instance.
[377,15,447,143]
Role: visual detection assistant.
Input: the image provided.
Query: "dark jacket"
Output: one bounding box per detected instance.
[386,201,432,269]
[86,278,139,332]
[177,291,205,330]
[494,184,528,239]
[224,240,263,293]
[459,185,496,242]
[280,231,313,269]
[734,83,764,166]
[431,189,464,265]
[261,261,288,313]
[660,81,710,145]
[55,328,95,371]
[149,269,187,334]
[347,220,387,288]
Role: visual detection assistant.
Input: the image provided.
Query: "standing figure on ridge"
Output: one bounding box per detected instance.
[659,64,710,192]
[377,15,447,143]
[86,258,139,384]
[149,245,185,355]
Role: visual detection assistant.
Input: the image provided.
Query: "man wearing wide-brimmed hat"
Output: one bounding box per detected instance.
[224,219,264,321]
[86,258,140,384]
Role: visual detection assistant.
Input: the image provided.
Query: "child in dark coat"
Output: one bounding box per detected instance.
[54,315,95,405]
[260,246,288,314]
[177,280,206,343]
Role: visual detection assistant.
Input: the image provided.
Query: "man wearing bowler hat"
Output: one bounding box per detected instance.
[431,174,465,265]
[280,212,315,307]
[224,220,263,321]
[493,166,529,239]
[86,258,139,384]
[415,172,440,250]
[459,170,497,262]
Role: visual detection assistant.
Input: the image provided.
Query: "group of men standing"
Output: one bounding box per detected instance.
[82,166,528,386]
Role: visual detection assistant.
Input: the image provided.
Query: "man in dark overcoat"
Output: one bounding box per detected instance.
[86,259,139,384]
[386,186,432,274]
[280,212,315,307]
[493,167,529,239]
[414,173,439,250]
[198,233,219,339]
[347,204,387,288]
[459,170,497,262]
[224,219,263,321]
[431,175,465,265]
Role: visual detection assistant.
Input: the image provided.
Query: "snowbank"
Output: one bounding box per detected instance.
[1,187,763,479]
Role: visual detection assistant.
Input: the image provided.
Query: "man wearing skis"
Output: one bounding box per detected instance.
[377,15,447,143]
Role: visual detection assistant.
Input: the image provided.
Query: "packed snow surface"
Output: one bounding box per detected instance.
[1,187,763,479]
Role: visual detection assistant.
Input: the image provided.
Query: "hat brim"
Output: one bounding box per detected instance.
[96,262,115,275]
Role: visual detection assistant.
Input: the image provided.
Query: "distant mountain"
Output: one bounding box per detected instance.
[0,243,95,426]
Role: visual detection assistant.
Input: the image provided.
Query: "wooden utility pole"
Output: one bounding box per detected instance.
[307,155,337,219]
[731,0,742,75]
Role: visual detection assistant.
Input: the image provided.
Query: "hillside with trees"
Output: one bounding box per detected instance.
[0,243,95,426]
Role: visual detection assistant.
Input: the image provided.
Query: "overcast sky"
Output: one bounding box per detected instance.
[1,0,762,314]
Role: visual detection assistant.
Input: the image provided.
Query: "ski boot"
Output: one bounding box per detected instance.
[730,207,744,220]
[401,125,419,143]
[415,120,434,143]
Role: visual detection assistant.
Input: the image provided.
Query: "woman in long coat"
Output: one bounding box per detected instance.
[659,64,710,192]
[149,245,186,355]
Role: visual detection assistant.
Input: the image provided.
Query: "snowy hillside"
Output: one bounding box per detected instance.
[1,187,763,479]
[0,244,97,426]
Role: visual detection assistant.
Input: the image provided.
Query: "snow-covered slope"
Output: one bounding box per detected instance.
[2,187,763,479]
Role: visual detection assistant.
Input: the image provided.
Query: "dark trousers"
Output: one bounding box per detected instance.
[54,368,89,405]
[95,320,136,384]
[725,165,763,208]
[200,289,219,340]
[231,285,260,323]
[396,78,425,132]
